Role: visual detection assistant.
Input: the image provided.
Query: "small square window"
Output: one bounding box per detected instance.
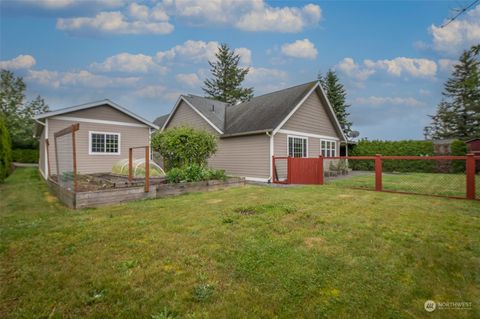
[90,132,120,154]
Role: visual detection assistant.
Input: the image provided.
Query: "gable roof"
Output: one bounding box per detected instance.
[34,99,159,129]
[153,114,170,128]
[160,81,347,141]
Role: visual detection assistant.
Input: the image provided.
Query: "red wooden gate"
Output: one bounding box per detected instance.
[272,156,324,184]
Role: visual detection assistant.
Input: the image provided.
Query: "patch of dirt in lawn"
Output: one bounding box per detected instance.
[304,237,324,248]
[44,192,58,203]
[337,194,354,199]
[234,207,258,215]
[206,199,223,204]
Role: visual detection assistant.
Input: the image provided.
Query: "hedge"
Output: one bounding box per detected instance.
[349,139,435,172]
[0,115,12,182]
[12,148,39,163]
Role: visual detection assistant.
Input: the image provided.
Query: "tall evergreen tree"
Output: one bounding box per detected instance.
[203,43,253,104]
[425,45,480,139]
[318,70,353,137]
[0,70,49,148]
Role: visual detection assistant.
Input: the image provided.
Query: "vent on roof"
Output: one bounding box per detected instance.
[211,104,215,112]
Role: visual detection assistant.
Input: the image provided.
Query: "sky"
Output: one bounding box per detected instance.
[1,0,479,140]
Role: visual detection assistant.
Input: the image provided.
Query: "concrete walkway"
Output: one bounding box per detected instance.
[13,162,39,168]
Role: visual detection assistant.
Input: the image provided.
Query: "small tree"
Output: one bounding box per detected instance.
[318,70,352,138]
[0,114,12,182]
[203,43,253,104]
[151,126,217,169]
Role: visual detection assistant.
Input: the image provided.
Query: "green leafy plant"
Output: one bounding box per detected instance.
[151,307,177,319]
[151,126,217,170]
[451,139,467,172]
[192,283,214,302]
[0,114,12,182]
[165,164,226,183]
[12,148,38,163]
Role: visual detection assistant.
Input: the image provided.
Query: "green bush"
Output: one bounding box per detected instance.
[165,164,226,183]
[451,140,467,173]
[151,126,217,170]
[350,139,435,172]
[12,148,38,163]
[0,115,12,182]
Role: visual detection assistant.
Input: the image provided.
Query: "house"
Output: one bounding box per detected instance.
[155,81,347,182]
[34,99,159,180]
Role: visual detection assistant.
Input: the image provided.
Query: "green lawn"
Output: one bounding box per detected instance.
[1,168,479,318]
[329,171,480,198]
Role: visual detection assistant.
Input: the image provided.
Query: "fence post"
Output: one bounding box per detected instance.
[466,153,475,200]
[128,148,133,182]
[145,146,150,193]
[318,156,324,185]
[287,156,292,184]
[375,154,382,192]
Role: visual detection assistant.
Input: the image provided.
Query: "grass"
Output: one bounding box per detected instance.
[1,168,479,318]
[329,171,480,197]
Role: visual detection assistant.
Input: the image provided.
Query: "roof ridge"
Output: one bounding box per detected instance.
[183,94,229,104]
[246,80,317,100]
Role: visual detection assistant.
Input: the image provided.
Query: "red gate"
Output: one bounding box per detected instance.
[272,156,324,184]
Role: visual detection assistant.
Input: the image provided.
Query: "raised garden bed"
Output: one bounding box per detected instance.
[47,176,245,209]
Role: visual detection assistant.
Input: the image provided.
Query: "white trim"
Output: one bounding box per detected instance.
[269,132,274,182]
[272,82,347,141]
[88,131,121,155]
[45,118,49,177]
[34,99,158,129]
[245,176,269,183]
[287,135,308,158]
[278,129,340,141]
[161,96,224,134]
[320,139,337,157]
[52,116,148,128]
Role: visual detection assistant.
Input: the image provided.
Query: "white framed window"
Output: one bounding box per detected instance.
[288,136,308,157]
[89,131,121,155]
[321,140,336,157]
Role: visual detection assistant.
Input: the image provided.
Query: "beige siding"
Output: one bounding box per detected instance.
[48,118,150,174]
[65,105,140,124]
[39,129,46,178]
[209,135,270,179]
[282,90,339,138]
[166,101,217,133]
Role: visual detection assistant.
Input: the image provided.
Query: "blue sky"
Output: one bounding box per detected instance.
[1,0,479,140]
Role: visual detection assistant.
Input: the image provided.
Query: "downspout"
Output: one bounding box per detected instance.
[266,131,273,183]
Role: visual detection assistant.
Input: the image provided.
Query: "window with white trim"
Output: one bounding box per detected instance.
[90,132,120,154]
[288,136,307,157]
[321,140,336,157]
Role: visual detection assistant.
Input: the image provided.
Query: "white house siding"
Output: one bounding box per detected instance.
[165,100,270,179]
[38,129,46,177]
[47,118,150,175]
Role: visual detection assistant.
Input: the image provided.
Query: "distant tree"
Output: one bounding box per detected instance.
[425,45,480,139]
[0,114,12,182]
[318,70,353,138]
[203,43,253,104]
[0,70,49,148]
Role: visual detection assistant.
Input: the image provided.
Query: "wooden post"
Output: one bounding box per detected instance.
[466,153,475,200]
[375,154,382,191]
[287,156,292,184]
[145,146,150,193]
[318,156,324,185]
[71,125,78,192]
[128,148,133,182]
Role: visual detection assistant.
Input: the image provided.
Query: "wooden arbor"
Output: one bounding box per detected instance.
[128,145,150,193]
[53,123,80,192]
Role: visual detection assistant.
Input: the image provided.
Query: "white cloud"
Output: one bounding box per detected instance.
[337,57,437,81]
[128,3,169,21]
[336,58,375,81]
[24,0,125,9]
[162,0,321,33]
[0,55,36,70]
[438,58,458,72]
[175,73,202,87]
[26,69,139,89]
[430,5,480,55]
[57,10,173,35]
[354,96,425,107]
[91,53,168,74]
[133,84,180,101]
[281,39,317,59]
[246,67,288,83]
[156,40,251,65]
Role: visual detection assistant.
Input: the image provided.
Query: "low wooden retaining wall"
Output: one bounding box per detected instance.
[47,177,245,209]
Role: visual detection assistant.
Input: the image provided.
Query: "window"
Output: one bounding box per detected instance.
[288,136,307,157]
[89,132,120,155]
[321,140,336,157]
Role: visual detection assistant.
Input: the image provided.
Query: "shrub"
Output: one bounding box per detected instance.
[350,139,435,172]
[451,140,467,173]
[165,164,226,183]
[0,115,12,182]
[12,148,38,163]
[151,126,217,170]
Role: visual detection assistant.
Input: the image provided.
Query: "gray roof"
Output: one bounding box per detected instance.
[153,114,169,128]
[159,81,345,139]
[224,81,317,135]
